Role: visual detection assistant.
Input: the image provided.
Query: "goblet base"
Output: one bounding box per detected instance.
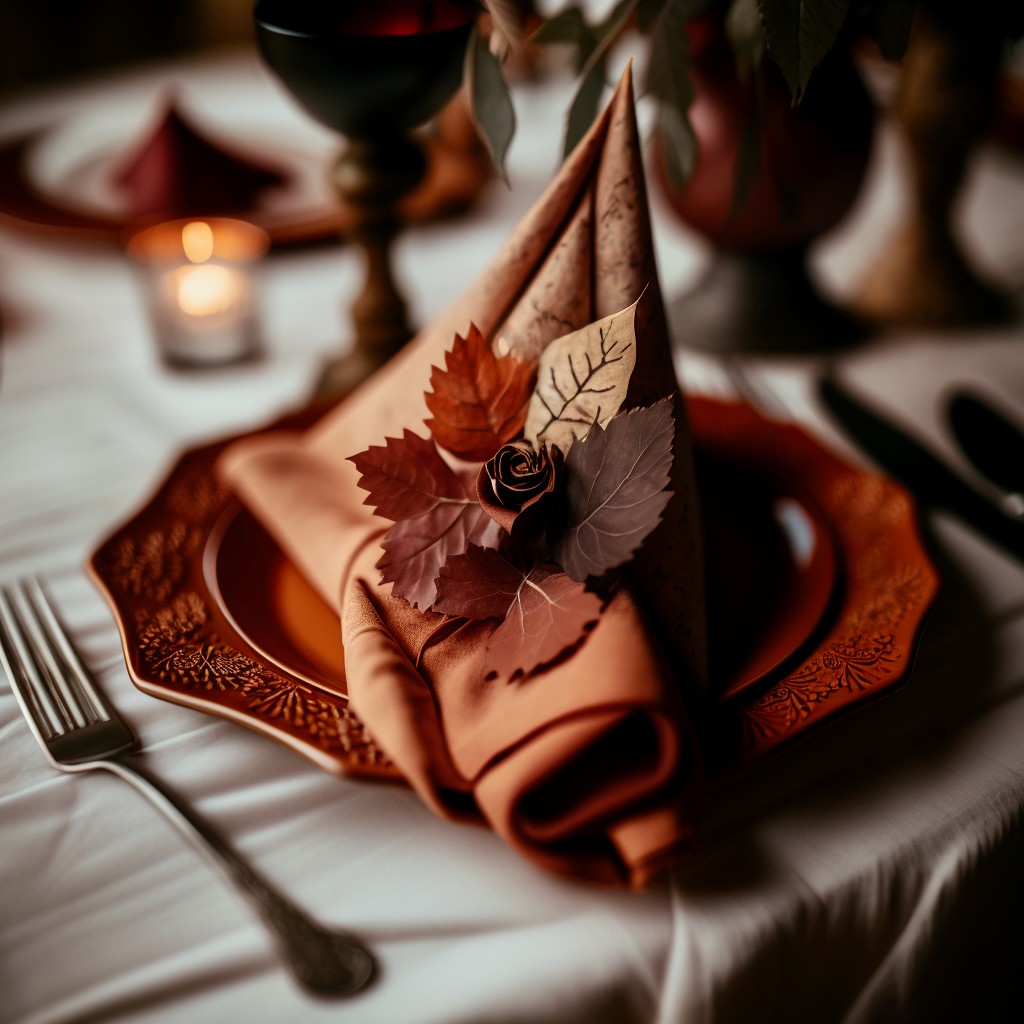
[312,343,409,401]
[671,249,866,355]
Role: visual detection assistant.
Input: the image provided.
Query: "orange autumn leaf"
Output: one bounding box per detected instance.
[424,324,536,461]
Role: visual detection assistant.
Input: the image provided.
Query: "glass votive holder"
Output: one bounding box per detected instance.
[126,218,270,368]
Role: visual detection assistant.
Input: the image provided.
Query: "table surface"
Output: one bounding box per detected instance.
[1,47,1023,1024]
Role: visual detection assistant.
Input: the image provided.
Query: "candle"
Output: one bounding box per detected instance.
[127,218,269,368]
[171,264,243,320]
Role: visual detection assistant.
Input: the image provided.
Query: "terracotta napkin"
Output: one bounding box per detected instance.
[110,95,288,219]
[218,67,707,887]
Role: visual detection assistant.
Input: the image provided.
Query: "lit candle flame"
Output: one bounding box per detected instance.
[175,265,237,317]
[181,221,215,264]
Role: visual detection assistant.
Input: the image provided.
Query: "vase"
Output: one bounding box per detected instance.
[656,13,875,353]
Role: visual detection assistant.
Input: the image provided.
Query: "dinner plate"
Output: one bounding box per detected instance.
[205,502,348,696]
[205,455,836,705]
[89,398,939,778]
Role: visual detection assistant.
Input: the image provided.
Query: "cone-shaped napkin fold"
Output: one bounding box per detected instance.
[218,67,706,887]
[111,96,289,218]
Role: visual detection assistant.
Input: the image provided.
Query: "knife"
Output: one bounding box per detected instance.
[946,389,1024,520]
[818,376,1024,564]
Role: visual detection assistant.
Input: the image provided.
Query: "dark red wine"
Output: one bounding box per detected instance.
[329,1,474,37]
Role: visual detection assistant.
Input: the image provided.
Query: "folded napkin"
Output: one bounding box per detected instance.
[110,94,289,219]
[219,67,707,887]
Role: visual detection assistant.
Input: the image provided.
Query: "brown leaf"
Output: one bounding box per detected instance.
[348,430,502,609]
[488,563,603,679]
[435,546,603,679]
[378,500,502,611]
[425,323,537,461]
[433,543,525,619]
[523,298,639,454]
[551,399,675,582]
[348,429,467,521]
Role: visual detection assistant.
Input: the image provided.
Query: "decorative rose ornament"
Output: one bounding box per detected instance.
[477,440,563,536]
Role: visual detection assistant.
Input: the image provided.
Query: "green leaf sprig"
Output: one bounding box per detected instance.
[460,0,925,188]
[525,0,922,190]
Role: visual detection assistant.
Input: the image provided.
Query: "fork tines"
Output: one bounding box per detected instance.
[0,578,109,742]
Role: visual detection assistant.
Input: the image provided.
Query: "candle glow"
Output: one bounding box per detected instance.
[173,264,240,318]
[127,216,269,366]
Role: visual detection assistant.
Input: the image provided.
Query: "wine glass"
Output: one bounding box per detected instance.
[253,0,475,396]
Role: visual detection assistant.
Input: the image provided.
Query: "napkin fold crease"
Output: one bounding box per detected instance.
[219,66,706,887]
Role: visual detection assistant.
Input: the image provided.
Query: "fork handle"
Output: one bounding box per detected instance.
[100,757,376,997]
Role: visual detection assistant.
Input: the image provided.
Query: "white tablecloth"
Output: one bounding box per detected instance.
[2,48,1023,1024]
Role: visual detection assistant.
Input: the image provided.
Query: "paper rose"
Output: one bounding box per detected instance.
[477,440,563,537]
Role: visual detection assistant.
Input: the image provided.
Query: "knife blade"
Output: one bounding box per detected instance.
[819,376,1024,564]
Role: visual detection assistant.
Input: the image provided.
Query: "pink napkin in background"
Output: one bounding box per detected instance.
[218,67,708,887]
[110,95,289,218]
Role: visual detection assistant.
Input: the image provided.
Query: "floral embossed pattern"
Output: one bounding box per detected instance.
[90,410,395,779]
[89,399,938,781]
[736,476,935,752]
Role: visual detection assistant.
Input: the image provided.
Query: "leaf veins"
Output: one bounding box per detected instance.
[434,546,604,680]
[551,399,675,582]
[378,502,502,611]
[523,298,639,454]
[348,430,466,520]
[424,323,537,461]
[348,430,501,609]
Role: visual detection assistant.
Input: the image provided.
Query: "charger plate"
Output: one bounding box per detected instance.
[89,397,939,779]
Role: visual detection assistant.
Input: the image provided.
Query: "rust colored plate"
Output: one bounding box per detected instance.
[203,501,347,695]
[89,398,939,778]
[206,448,836,704]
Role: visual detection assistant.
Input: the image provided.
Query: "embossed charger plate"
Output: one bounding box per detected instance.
[89,398,939,779]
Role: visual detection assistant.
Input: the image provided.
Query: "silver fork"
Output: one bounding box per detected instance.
[0,576,376,998]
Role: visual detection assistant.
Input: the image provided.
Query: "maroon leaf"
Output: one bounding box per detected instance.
[433,544,524,619]
[488,563,603,679]
[551,399,675,582]
[348,431,502,609]
[378,502,502,611]
[424,324,537,461]
[348,429,466,521]
[435,546,603,679]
